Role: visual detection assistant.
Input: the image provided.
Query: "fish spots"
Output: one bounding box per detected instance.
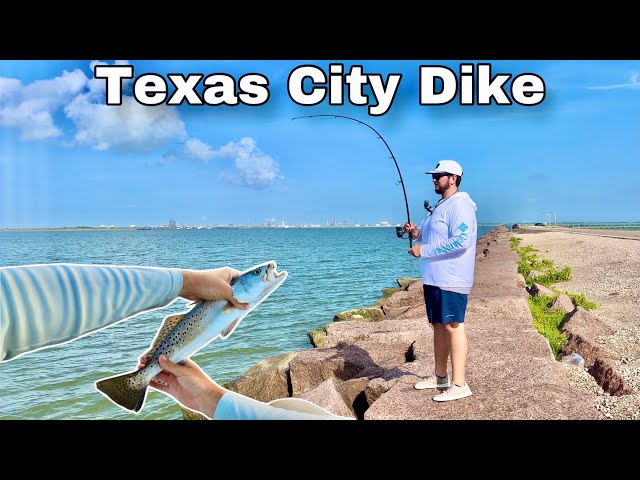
[96,262,288,414]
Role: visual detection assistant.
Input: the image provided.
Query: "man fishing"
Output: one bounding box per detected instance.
[404,159,478,402]
[0,263,350,419]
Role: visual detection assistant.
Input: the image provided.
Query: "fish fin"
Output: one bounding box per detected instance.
[181,406,210,421]
[141,313,185,360]
[219,316,243,339]
[95,370,148,413]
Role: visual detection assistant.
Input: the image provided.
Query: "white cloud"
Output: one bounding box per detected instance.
[214,137,283,187]
[0,60,186,151]
[0,69,88,141]
[161,136,283,188]
[66,95,186,151]
[587,72,640,90]
[158,138,214,166]
[65,60,186,152]
[0,62,279,186]
[0,78,21,103]
[183,138,216,163]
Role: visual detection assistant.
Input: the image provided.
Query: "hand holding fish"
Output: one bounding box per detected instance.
[139,354,354,420]
[138,354,224,419]
[180,267,249,309]
[96,261,288,413]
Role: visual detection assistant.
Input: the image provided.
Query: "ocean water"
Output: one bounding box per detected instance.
[0,226,495,420]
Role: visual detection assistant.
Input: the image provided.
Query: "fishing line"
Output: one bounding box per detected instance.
[291,114,413,248]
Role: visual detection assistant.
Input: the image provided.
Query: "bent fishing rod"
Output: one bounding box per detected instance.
[291,114,413,248]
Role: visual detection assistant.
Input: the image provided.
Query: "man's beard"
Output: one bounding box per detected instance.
[435,182,452,196]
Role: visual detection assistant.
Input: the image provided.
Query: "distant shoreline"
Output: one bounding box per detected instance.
[0,227,137,232]
[1,223,635,233]
[0,225,507,233]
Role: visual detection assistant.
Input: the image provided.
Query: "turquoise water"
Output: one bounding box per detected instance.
[0,226,494,419]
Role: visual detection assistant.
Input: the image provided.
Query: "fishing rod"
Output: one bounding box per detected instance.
[291,114,413,248]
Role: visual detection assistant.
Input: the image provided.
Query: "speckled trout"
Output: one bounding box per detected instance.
[95,260,287,413]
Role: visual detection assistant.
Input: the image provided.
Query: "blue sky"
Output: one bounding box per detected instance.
[0,59,638,228]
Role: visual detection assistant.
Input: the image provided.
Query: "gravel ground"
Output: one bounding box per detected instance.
[515,229,640,420]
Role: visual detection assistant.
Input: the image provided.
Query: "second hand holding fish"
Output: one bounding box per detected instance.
[95,261,287,414]
[138,355,225,418]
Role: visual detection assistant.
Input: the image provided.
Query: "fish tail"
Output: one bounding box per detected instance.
[95,370,149,413]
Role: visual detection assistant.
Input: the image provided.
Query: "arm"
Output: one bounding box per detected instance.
[0,263,246,362]
[147,355,353,420]
[419,206,476,260]
[214,391,352,420]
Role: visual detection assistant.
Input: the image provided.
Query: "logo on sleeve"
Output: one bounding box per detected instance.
[459,223,468,232]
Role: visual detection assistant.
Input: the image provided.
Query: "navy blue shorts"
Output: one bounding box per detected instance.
[423,285,468,325]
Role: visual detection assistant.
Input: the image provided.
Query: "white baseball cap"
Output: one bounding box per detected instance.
[425,160,463,176]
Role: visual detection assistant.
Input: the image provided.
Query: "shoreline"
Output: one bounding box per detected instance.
[187,225,628,420]
[3,223,635,233]
[0,224,507,233]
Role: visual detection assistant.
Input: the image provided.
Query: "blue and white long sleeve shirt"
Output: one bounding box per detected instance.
[0,263,183,362]
[415,191,478,293]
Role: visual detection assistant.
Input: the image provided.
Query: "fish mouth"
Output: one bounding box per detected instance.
[265,261,287,283]
[238,261,286,304]
[232,260,288,304]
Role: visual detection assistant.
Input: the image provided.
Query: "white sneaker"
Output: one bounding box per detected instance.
[433,382,473,402]
[414,374,450,390]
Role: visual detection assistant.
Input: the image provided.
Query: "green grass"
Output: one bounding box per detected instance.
[510,233,598,359]
[567,292,597,310]
[515,245,538,278]
[517,260,532,278]
[534,259,555,270]
[528,295,568,357]
[530,266,572,286]
[516,245,537,260]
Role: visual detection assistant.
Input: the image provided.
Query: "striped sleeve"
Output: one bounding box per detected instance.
[213,391,354,420]
[0,263,183,362]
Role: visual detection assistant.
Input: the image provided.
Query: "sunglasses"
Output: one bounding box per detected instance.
[431,172,454,180]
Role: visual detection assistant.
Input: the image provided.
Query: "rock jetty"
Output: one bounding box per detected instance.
[186,226,601,420]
